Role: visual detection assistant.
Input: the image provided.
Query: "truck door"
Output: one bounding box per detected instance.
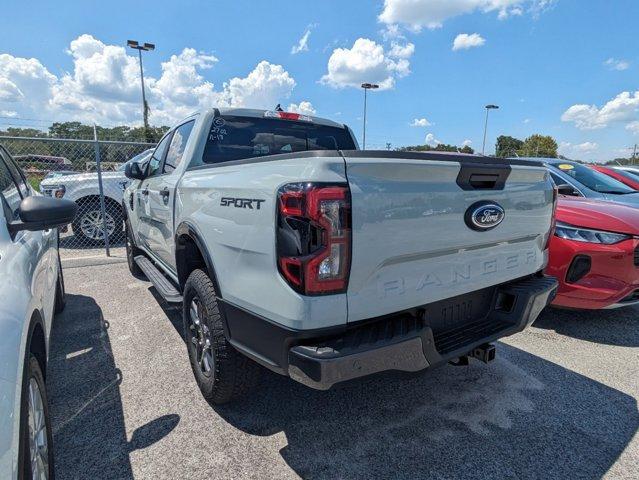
[138,131,172,253]
[141,120,195,268]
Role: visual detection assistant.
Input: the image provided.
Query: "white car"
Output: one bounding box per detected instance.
[39,149,152,244]
[0,144,77,479]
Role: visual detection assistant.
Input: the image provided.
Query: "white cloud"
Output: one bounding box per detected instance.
[604,57,630,71]
[0,54,57,107]
[425,133,441,146]
[0,110,17,117]
[388,42,415,59]
[523,118,531,124]
[561,91,639,130]
[462,139,473,147]
[410,118,431,127]
[287,101,316,115]
[378,0,555,31]
[291,28,312,54]
[452,33,486,51]
[0,34,300,126]
[559,141,599,157]
[321,38,413,90]
[627,121,639,135]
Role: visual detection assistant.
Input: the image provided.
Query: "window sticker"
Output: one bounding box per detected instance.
[558,164,575,170]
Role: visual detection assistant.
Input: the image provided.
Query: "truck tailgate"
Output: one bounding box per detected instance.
[343,151,553,322]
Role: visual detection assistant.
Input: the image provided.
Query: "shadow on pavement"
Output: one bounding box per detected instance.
[534,305,639,347]
[213,342,638,479]
[48,294,178,479]
[149,291,638,479]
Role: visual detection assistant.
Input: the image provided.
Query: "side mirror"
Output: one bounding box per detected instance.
[8,196,77,234]
[125,161,146,180]
[556,183,579,196]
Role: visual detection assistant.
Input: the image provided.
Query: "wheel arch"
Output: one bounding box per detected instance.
[175,222,222,296]
[26,310,47,381]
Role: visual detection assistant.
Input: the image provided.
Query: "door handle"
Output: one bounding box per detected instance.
[160,187,170,198]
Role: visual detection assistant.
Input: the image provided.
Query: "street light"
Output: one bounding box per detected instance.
[127,40,155,135]
[482,104,499,155]
[361,83,379,150]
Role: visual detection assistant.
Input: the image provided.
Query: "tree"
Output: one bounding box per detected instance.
[520,134,558,158]
[396,143,475,154]
[495,135,524,158]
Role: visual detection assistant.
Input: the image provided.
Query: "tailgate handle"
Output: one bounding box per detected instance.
[469,174,499,189]
[456,164,511,191]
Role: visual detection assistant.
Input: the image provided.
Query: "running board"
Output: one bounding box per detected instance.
[134,255,183,303]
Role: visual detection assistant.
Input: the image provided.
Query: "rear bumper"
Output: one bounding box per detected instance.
[221,274,557,390]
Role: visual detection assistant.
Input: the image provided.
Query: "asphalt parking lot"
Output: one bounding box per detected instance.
[48,259,639,480]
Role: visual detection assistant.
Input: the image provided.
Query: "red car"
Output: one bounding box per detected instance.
[591,165,639,190]
[546,196,639,309]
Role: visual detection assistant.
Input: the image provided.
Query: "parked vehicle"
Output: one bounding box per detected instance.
[14,154,72,171]
[614,165,639,181]
[515,158,639,207]
[124,108,558,403]
[39,149,153,243]
[591,165,639,190]
[546,196,639,309]
[0,145,77,479]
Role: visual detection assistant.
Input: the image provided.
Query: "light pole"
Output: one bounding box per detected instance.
[482,104,499,155]
[361,83,379,150]
[127,40,155,136]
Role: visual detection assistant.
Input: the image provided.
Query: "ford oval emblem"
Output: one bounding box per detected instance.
[464,201,505,231]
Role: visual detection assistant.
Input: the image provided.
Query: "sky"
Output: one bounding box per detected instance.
[0,0,637,161]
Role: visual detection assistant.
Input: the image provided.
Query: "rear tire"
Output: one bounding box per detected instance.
[125,219,144,279]
[19,355,55,480]
[183,269,260,404]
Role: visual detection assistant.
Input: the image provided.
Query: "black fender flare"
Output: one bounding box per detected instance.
[174,221,222,297]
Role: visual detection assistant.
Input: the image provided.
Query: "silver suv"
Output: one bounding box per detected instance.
[0,145,76,479]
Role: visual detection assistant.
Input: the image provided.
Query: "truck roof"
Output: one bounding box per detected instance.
[191,107,348,129]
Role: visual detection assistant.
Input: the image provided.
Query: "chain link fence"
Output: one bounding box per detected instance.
[1,135,155,258]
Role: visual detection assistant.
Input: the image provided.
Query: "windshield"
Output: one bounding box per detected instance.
[200,116,356,165]
[551,162,634,194]
[118,149,152,171]
[619,169,639,181]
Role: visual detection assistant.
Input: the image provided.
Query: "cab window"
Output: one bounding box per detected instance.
[147,132,173,177]
[163,121,195,174]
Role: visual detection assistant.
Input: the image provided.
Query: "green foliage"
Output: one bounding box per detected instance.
[495,135,524,158]
[0,121,168,173]
[397,143,475,154]
[520,134,558,158]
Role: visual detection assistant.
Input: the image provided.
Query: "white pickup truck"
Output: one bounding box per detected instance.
[123,108,558,404]
[39,149,152,243]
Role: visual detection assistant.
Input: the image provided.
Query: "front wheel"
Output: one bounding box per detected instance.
[183,269,260,404]
[54,255,66,314]
[20,355,55,480]
[72,201,123,245]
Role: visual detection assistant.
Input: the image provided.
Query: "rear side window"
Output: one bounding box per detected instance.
[198,116,356,166]
[164,120,195,174]
[0,156,23,220]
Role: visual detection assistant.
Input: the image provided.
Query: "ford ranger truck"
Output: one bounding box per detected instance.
[123,108,558,404]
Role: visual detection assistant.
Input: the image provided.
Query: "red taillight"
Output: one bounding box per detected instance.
[545,183,559,250]
[277,183,351,295]
[264,110,313,122]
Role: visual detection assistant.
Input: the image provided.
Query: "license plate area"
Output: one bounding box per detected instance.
[424,286,497,334]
